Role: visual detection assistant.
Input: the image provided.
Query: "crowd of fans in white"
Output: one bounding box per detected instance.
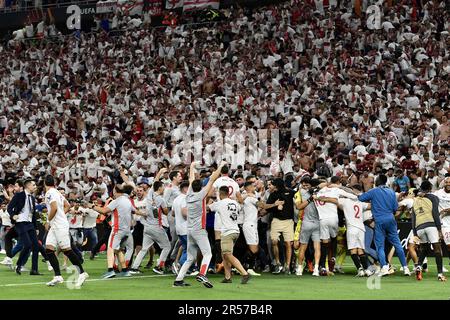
[0,0,448,197]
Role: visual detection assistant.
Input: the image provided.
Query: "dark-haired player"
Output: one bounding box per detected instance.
[90,184,144,278]
[130,181,171,274]
[44,175,88,287]
[173,161,227,288]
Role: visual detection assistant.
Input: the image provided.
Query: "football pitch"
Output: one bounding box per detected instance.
[0,253,448,300]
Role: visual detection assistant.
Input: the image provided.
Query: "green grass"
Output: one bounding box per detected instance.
[0,253,449,300]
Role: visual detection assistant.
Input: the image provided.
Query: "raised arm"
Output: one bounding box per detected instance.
[189,161,198,184]
[203,161,227,195]
[155,167,168,182]
[120,169,136,189]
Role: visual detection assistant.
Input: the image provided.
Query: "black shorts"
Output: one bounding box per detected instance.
[132,221,144,247]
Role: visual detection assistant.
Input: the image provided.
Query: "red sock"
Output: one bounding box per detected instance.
[200,264,207,276]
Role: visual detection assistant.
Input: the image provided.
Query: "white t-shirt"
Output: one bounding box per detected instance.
[338,198,368,231]
[399,198,414,209]
[243,195,258,225]
[67,211,83,228]
[0,209,12,227]
[173,193,187,236]
[433,189,450,212]
[133,197,147,223]
[209,198,240,236]
[213,176,240,199]
[315,187,357,220]
[45,188,69,229]
[80,208,99,228]
[433,189,450,228]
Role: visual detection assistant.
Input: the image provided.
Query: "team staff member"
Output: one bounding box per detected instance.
[358,175,411,277]
[7,178,41,275]
[264,178,295,275]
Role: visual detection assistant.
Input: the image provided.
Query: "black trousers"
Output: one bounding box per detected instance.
[15,222,39,271]
[91,227,111,256]
[257,221,270,268]
[5,226,18,258]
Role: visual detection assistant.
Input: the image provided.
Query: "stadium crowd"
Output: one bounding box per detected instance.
[0,0,449,286]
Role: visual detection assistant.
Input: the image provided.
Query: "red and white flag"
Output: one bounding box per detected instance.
[166,0,183,9]
[183,0,219,11]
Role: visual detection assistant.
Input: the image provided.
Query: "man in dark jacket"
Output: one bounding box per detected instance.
[7,178,41,275]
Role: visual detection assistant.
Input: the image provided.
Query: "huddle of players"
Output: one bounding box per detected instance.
[42,167,450,288]
[294,176,375,278]
[297,176,450,282]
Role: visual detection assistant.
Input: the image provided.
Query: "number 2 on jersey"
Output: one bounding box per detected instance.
[354,205,360,219]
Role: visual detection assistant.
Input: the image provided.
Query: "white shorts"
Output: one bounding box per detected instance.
[417,226,440,244]
[108,230,133,251]
[46,227,71,250]
[442,227,450,245]
[214,212,222,232]
[346,227,365,250]
[243,223,258,246]
[320,218,338,240]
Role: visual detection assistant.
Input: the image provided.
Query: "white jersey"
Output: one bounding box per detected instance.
[213,176,240,199]
[442,216,450,229]
[209,198,241,237]
[0,209,12,227]
[45,188,69,229]
[133,197,147,223]
[163,184,181,208]
[433,189,450,213]
[173,193,187,236]
[67,211,83,228]
[363,209,373,222]
[243,195,258,225]
[315,187,358,220]
[433,189,450,228]
[338,198,368,231]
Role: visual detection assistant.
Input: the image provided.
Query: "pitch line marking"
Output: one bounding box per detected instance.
[0,274,172,287]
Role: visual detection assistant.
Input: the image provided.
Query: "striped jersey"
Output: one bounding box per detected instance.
[142,194,167,228]
[107,195,135,232]
[186,186,208,231]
